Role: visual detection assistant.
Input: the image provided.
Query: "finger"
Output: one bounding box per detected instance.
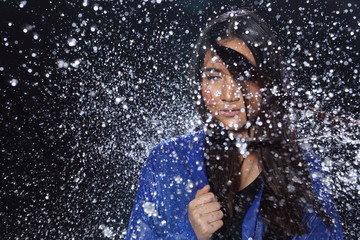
[195,184,210,198]
[190,192,217,209]
[208,219,224,232]
[203,210,224,224]
[194,201,221,215]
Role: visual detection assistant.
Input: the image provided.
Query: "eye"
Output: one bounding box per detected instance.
[202,71,224,81]
[206,75,223,81]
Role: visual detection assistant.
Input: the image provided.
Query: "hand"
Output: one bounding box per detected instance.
[188,185,224,240]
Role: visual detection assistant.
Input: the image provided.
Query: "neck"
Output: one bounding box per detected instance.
[238,151,261,191]
[233,126,255,140]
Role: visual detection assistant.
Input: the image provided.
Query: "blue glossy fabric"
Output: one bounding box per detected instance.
[125,131,343,240]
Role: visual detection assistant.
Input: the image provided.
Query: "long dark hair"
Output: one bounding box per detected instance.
[188,10,332,238]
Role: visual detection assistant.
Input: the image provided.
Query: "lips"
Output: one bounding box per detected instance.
[220,109,241,117]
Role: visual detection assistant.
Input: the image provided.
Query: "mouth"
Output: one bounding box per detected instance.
[220,109,241,117]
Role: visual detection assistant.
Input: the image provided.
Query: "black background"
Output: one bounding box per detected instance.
[1,0,359,239]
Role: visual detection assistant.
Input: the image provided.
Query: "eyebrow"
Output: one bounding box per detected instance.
[201,67,222,73]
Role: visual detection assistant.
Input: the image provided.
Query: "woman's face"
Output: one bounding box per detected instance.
[201,37,262,133]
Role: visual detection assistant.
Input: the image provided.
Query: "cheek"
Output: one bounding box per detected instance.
[249,86,262,109]
[201,82,214,104]
[252,89,262,101]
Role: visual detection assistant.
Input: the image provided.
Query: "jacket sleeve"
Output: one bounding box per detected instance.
[125,142,198,240]
[125,149,161,240]
[299,150,344,240]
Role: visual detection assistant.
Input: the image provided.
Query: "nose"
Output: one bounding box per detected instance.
[221,76,241,102]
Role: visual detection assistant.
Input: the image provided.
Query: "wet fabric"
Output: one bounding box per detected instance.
[125,130,344,240]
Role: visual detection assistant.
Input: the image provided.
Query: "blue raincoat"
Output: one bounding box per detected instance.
[126,131,343,239]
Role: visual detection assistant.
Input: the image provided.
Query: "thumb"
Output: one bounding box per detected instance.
[195,184,210,198]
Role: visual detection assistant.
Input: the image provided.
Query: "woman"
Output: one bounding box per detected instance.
[126,10,343,239]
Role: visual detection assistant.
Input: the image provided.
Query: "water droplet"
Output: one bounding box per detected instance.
[174,176,183,184]
[9,79,19,86]
[67,38,77,47]
[82,0,89,7]
[19,1,27,8]
[142,202,158,217]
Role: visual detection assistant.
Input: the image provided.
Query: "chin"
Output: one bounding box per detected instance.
[221,121,246,131]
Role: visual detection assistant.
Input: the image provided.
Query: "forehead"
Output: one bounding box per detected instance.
[203,50,227,73]
[203,37,256,68]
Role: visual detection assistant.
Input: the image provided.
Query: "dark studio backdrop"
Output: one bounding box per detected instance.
[0,0,359,239]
